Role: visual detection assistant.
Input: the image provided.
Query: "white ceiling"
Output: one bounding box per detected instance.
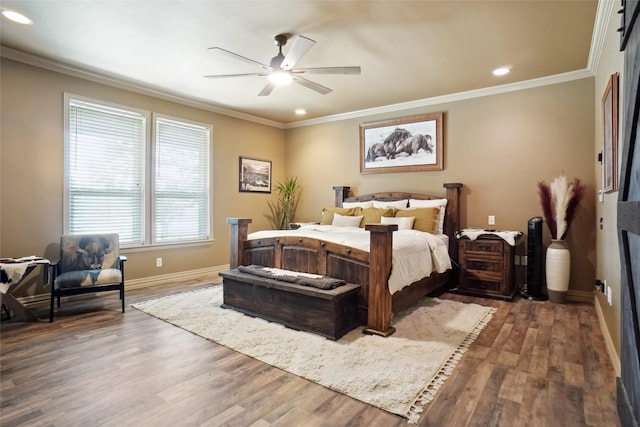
[0,1,599,125]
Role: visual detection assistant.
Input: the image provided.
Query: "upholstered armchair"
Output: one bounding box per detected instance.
[49,234,127,322]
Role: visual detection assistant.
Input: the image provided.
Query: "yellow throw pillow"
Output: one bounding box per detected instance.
[358,207,395,227]
[320,207,360,225]
[395,207,439,234]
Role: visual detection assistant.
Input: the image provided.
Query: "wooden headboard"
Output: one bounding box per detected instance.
[332,183,463,261]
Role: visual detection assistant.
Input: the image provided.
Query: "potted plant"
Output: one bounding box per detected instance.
[537,174,585,303]
[268,176,300,230]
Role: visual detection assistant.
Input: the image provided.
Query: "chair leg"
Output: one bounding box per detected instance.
[50,292,55,323]
[121,286,125,313]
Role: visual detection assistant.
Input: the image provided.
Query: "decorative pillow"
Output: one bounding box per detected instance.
[342,200,373,208]
[395,207,439,234]
[332,213,364,227]
[320,207,359,225]
[372,199,408,209]
[358,207,395,227]
[408,198,448,234]
[381,215,415,230]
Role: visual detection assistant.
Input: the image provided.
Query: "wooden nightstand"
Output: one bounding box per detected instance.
[456,232,521,301]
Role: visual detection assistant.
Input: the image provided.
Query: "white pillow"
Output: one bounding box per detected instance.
[342,200,373,208]
[372,199,408,209]
[332,213,364,227]
[409,198,447,234]
[381,215,415,230]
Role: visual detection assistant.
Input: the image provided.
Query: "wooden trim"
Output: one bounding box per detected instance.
[17,265,227,306]
[594,294,622,376]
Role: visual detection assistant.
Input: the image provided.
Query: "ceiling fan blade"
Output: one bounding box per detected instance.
[292,75,332,95]
[281,35,316,71]
[208,47,271,70]
[204,72,267,79]
[293,66,361,75]
[258,82,275,96]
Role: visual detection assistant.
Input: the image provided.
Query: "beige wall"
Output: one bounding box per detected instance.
[593,5,624,360]
[286,78,597,295]
[0,58,285,297]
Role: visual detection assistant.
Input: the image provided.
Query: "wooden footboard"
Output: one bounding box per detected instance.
[227,218,398,335]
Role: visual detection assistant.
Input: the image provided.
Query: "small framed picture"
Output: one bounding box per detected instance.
[239,156,271,193]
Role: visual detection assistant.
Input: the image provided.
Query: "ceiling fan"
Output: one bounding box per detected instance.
[204,34,361,96]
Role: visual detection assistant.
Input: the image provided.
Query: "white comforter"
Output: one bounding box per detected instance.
[248,224,451,295]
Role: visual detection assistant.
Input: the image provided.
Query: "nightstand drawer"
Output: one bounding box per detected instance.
[465,278,502,293]
[463,239,503,255]
[466,259,503,273]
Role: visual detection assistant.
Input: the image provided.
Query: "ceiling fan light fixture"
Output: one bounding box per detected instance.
[268,71,293,85]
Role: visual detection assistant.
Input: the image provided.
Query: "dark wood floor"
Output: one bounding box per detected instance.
[1,279,620,427]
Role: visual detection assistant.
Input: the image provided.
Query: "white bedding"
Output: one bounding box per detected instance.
[248,224,452,295]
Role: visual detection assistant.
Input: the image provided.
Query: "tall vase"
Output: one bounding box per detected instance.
[545,239,570,303]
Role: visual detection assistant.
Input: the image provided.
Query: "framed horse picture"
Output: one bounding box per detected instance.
[359,112,444,174]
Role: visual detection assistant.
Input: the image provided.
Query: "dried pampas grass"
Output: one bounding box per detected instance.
[538,175,585,240]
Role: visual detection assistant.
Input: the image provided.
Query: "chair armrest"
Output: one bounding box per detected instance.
[46,260,60,285]
[118,256,127,277]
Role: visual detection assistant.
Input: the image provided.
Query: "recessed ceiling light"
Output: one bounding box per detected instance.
[295,109,306,115]
[1,9,33,25]
[492,67,511,76]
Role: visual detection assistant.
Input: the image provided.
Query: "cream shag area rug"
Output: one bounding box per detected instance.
[133,286,495,423]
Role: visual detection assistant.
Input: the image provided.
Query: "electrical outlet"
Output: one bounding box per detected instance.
[607,284,612,305]
[488,215,495,226]
[156,257,163,268]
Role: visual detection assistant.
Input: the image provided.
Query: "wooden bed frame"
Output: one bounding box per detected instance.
[227,182,463,337]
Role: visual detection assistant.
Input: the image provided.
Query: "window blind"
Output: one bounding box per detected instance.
[154,117,210,243]
[67,99,146,245]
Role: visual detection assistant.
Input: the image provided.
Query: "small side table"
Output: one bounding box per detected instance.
[1,257,50,322]
[455,230,522,301]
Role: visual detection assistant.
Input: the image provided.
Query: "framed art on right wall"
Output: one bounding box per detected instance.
[602,72,619,193]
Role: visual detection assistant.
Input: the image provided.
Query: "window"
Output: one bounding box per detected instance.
[154,116,210,243]
[65,95,211,247]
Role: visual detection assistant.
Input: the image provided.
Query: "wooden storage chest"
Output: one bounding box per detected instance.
[219,268,360,340]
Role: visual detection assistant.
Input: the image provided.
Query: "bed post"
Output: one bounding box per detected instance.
[226,218,252,269]
[363,223,397,337]
[333,186,350,208]
[443,183,463,261]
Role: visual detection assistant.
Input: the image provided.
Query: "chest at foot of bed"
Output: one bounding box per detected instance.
[220,268,361,340]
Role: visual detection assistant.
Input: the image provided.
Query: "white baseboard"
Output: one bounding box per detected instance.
[18,265,229,306]
[125,265,228,290]
[594,294,621,376]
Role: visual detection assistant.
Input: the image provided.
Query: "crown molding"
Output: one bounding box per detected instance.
[286,68,595,129]
[587,0,617,74]
[0,46,285,129]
